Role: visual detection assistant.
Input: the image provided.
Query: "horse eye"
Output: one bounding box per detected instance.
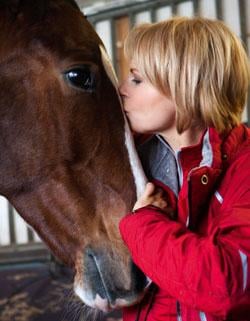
[64,67,96,92]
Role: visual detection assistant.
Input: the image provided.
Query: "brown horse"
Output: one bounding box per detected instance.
[0,0,149,312]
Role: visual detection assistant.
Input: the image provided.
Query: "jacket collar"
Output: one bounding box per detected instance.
[221,124,250,166]
[178,127,222,175]
[177,124,250,229]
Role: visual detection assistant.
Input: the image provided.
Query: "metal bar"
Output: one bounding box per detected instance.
[151,7,157,22]
[8,204,16,245]
[0,243,50,266]
[215,0,223,20]
[87,0,193,23]
[247,93,250,128]
[27,227,34,242]
[129,11,135,28]
[238,0,249,126]
[238,0,248,48]
[172,0,178,15]
[193,0,200,15]
[111,17,118,72]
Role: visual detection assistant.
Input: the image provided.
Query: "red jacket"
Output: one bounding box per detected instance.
[120,125,250,321]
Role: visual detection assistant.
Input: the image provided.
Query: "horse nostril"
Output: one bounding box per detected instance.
[83,247,150,308]
[85,248,115,304]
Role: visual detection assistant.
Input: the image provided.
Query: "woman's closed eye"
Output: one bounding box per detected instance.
[131,78,142,85]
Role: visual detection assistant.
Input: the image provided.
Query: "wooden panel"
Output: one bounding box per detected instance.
[114,16,130,82]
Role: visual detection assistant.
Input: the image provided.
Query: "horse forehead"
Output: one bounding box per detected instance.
[0,9,101,66]
[0,0,99,46]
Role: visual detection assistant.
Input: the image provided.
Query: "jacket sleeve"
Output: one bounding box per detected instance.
[119,191,250,317]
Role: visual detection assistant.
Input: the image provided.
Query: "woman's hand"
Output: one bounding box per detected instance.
[133,182,169,212]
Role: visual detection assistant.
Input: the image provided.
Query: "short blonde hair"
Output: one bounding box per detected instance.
[125,17,250,133]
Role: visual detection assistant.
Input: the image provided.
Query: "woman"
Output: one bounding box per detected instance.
[119,17,250,321]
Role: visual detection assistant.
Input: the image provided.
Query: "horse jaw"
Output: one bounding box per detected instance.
[99,45,148,198]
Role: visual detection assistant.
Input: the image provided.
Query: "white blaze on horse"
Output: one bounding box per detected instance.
[0,0,148,312]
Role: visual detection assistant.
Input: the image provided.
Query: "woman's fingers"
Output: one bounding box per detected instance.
[142,182,155,198]
[133,183,155,211]
[133,182,170,212]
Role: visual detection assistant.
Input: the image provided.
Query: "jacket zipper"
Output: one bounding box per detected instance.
[175,168,194,320]
[134,285,156,321]
[176,301,182,321]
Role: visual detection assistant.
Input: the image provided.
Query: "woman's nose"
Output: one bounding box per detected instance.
[119,82,127,98]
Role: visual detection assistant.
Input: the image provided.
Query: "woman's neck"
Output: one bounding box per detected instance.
[159,126,206,152]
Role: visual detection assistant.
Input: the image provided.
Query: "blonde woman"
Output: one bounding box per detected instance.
[119,17,250,321]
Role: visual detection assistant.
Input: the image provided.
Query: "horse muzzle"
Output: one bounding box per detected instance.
[74,247,151,312]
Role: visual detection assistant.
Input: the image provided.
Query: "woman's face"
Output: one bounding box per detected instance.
[119,64,176,135]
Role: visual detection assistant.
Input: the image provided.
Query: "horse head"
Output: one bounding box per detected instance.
[0,0,149,312]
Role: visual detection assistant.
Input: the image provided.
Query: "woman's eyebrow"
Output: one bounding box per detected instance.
[130,68,141,76]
